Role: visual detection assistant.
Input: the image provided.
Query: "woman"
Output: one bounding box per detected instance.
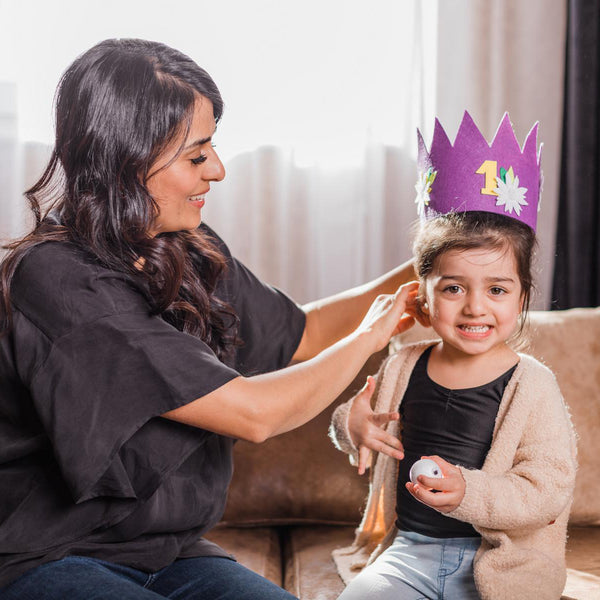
[0,39,416,600]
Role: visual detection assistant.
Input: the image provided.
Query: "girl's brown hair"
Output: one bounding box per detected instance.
[412,211,537,336]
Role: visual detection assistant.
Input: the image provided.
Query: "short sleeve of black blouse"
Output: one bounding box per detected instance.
[8,229,305,505]
[203,225,305,376]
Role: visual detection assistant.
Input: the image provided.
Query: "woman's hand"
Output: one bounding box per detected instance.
[356,281,419,354]
[348,376,405,475]
[405,455,466,513]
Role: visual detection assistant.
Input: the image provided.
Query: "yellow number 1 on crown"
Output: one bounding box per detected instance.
[476,160,498,196]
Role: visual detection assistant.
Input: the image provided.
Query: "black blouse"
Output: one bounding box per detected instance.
[396,345,517,538]
[0,224,305,588]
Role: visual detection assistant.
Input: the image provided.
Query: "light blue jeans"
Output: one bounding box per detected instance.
[337,530,480,600]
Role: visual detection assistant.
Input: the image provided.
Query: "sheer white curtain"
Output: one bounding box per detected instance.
[0,0,436,303]
[0,0,565,306]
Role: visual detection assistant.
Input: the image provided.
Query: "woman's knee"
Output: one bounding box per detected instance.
[0,557,161,600]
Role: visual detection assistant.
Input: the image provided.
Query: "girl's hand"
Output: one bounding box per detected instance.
[356,282,419,354]
[405,455,466,513]
[348,376,405,475]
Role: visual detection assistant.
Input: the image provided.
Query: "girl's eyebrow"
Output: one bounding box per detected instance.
[439,275,516,283]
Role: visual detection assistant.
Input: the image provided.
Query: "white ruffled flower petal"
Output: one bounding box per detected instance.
[414,171,433,217]
[493,175,528,216]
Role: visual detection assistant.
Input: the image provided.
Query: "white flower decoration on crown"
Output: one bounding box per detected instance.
[493,166,528,216]
[415,167,437,217]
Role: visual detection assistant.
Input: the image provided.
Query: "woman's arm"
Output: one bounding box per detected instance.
[292,259,416,362]
[163,282,418,443]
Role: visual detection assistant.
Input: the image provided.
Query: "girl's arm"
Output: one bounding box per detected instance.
[408,373,577,530]
[162,282,418,443]
[292,260,416,362]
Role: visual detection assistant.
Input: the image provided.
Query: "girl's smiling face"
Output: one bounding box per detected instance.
[146,96,225,236]
[423,245,524,360]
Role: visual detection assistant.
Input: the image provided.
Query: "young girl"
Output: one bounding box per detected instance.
[330,113,577,600]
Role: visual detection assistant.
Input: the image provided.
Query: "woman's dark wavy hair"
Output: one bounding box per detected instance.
[412,211,537,339]
[0,38,239,359]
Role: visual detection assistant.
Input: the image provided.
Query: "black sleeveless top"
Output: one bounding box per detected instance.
[395,345,517,537]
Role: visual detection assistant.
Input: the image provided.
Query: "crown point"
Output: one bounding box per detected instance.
[430,118,452,156]
[523,122,540,160]
[433,118,451,145]
[491,112,519,151]
[454,111,489,152]
[416,128,432,171]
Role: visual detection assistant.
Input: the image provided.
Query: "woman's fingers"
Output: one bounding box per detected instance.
[402,285,432,328]
[393,285,419,334]
[395,314,415,335]
[358,281,420,352]
[393,282,420,308]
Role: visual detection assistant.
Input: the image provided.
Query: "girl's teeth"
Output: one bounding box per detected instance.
[461,325,490,332]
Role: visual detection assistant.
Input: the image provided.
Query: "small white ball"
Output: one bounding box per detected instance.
[409,458,443,483]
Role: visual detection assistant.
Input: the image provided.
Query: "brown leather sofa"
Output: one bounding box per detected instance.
[207,307,600,600]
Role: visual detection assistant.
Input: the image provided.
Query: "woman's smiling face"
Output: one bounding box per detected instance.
[146,95,225,236]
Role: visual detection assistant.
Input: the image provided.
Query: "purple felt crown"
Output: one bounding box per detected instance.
[415,111,543,231]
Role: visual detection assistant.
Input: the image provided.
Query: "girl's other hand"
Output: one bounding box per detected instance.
[348,376,405,475]
[405,455,466,513]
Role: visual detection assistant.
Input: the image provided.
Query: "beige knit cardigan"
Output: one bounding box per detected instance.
[330,341,578,600]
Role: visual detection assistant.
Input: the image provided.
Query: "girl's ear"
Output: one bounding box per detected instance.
[415,294,432,328]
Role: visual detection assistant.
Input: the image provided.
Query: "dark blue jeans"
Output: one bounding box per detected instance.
[0,555,298,600]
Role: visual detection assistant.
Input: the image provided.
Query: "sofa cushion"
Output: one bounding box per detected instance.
[563,569,600,600]
[204,526,283,586]
[563,528,600,600]
[565,526,600,577]
[393,307,600,526]
[523,308,600,525]
[220,352,386,526]
[283,525,353,600]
